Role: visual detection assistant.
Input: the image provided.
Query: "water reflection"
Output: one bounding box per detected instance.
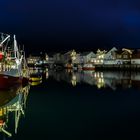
[28,67,48,86]
[48,70,140,90]
[0,84,30,138]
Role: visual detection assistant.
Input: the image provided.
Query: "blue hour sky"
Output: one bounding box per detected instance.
[1,0,140,53]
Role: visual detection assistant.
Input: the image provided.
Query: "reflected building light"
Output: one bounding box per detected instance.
[0,85,30,137]
[97,84,102,89]
[101,72,103,78]
[97,77,105,89]
[72,75,76,81]
[100,60,103,63]
[66,69,73,73]
[71,80,77,86]
[94,73,97,78]
[97,72,100,78]
[98,78,102,83]
[101,78,104,83]
[46,72,49,79]
[71,74,77,86]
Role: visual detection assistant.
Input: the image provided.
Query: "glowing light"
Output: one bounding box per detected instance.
[101,72,103,78]
[11,65,16,69]
[94,73,97,78]
[71,74,77,86]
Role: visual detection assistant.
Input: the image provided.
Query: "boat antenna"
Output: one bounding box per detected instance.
[14,35,19,59]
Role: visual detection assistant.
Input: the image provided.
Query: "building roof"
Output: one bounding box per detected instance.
[81,51,95,56]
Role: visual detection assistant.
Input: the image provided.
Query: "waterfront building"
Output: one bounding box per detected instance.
[45,53,49,62]
[104,47,117,60]
[103,47,118,65]
[114,48,132,64]
[81,51,96,64]
[63,50,77,68]
[53,53,62,63]
[27,55,41,66]
[94,49,107,65]
[131,49,140,65]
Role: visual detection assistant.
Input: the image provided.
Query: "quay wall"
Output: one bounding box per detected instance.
[95,64,140,70]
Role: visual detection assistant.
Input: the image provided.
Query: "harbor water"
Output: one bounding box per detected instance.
[1,69,140,140]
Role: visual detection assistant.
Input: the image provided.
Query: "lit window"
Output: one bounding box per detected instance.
[123,55,128,58]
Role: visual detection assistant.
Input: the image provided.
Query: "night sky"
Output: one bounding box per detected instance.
[1,0,140,54]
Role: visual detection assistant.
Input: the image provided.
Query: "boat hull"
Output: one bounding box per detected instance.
[82,67,95,70]
[0,70,19,77]
[29,81,42,86]
[82,64,95,71]
[29,77,42,82]
[0,74,22,89]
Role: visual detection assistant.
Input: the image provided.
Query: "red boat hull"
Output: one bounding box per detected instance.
[82,67,95,70]
[0,75,22,89]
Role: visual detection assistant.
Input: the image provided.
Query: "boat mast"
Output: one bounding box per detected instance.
[14,35,19,59]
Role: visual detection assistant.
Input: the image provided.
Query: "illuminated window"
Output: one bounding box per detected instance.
[123,55,128,58]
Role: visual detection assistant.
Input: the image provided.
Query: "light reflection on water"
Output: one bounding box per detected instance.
[28,67,140,89]
[0,84,30,139]
[48,69,140,90]
[2,68,140,139]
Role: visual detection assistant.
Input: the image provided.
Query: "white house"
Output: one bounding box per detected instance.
[103,47,117,65]
[94,49,107,65]
[81,51,96,63]
[104,47,117,60]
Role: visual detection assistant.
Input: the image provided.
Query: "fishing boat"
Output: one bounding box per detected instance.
[29,80,42,86]
[82,63,95,70]
[29,73,42,82]
[0,33,25,88]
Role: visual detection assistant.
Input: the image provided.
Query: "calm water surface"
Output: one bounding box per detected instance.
[1,69,140,140]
